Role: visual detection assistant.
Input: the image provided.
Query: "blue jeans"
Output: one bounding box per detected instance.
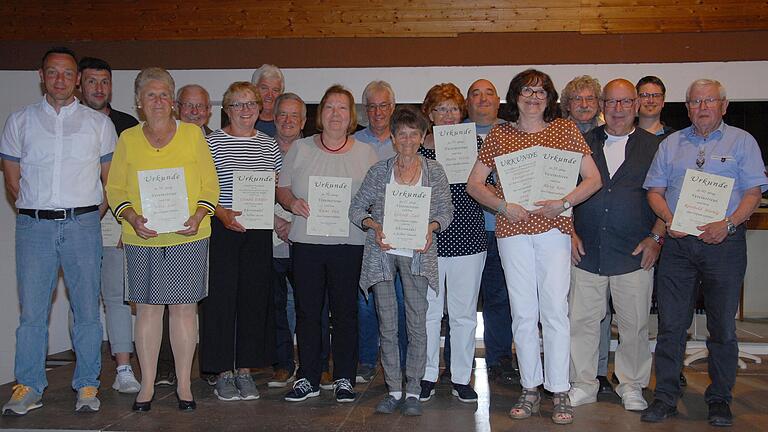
[101,246,134,355]
[358,274,407,368]
[273,257,296,372]
[480,231,513,366]
[15,211,103,394]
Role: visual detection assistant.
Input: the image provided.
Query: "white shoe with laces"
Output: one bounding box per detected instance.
[112,369,141,393]
[621,388,648,411]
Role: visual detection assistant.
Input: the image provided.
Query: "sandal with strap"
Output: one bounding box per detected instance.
[509,388,540,420]
[552,392,574,425]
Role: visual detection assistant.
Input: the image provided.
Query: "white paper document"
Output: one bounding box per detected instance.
[671,169,734,236]
[232,170,276,230]
[383,183,432,250]
[306,176,352,237]
[433,123,477,184]
[101,211,121,247]
[494,146,582,217]
[137,167,189,233]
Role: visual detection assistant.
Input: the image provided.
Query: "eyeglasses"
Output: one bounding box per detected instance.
[603,98,636,108]
[521,87,547,100]
[686,97,723,108]
[639,92,664,100]
[366,102,393,112]
[178,102,208,111]
[228,101,259,111]
[432,106,461,115]
[572,95,596,104]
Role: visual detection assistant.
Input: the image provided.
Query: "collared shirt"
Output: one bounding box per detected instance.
[644,121,768,215]
[354,127,395,161]
[0,96,117,209]
[471,118,506,231]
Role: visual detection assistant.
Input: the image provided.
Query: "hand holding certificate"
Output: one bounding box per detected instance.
[232,170,276,230]
[433,123,477,184]
[138,167,189,233]
[306,176,352,237]
[383,184,432,250]
[671,169,734,236]
[494,146,582,217]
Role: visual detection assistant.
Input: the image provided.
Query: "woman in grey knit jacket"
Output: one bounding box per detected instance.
[349,106,453,416]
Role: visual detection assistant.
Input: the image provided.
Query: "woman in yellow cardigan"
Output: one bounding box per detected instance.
[106,67,219,412]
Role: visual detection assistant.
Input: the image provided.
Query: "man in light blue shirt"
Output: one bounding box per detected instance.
[354,81,396,161]
[641,79,767,427]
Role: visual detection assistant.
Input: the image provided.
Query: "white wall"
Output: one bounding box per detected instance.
[2,61,768,385]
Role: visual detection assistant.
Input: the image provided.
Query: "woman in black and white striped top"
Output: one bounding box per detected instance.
[199,81,282,402]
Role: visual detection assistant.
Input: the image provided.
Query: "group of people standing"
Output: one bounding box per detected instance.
[1,46,765,429]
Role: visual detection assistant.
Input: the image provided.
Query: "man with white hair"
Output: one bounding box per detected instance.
[176,84,213,135]
[251,64,285,137]
[642,79,767,427]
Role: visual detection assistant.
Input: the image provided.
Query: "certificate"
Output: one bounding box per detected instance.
[101,211,121,247]
[306,176,352,237]
[137,167,189,233]
[671,169,734,236]
[232,170,276,230]
[273,204,293,247]
[494,146,582,217]
[383,184,432,250]
[433,123,477,184]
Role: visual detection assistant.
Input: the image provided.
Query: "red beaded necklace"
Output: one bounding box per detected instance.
[320,134,349,153]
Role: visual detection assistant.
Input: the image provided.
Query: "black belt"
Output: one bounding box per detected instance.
[19,205,99,220]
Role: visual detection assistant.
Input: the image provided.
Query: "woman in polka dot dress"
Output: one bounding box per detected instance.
[417,83,487,403]
[467,69,602,425]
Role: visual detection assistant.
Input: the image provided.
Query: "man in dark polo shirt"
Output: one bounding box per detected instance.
[78,57,141,394]
[568,79,665,412]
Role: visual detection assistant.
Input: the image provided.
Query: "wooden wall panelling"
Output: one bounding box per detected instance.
[4,0,767,41]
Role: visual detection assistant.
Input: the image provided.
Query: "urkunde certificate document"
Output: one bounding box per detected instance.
[671,169,734,236]
[101,211,121,247]
[383,183,432,250]
[494,146,582,217]
[232,170,276,230]
[137,167,189,233]
[433,123,477,184]
[306,176,352,237]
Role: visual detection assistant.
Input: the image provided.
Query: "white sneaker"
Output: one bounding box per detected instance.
[621,389,648,411]
[568,386,597,407]
[112,370,141,394]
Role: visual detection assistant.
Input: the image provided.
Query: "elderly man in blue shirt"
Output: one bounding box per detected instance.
[641,79,767,427]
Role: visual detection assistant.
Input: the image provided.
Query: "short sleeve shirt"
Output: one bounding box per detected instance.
[477,118,591,238]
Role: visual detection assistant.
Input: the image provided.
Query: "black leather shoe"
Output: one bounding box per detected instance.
[597,375,615,395]
[708,401,733,427]
[132,398,152,412]
[641,399,678,423]
[176,393,196,411]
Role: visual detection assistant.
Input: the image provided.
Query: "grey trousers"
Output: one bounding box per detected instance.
[372,254,429,395]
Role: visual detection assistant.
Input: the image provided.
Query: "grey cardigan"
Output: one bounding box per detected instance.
[349,156,454,296]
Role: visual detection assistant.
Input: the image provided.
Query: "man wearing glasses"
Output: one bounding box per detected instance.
[636,76,675,138]
[353,80,407,384]
[569,79,664,412]
[642,79,767,427]
[561,75,603,134]
[177,84,213,136]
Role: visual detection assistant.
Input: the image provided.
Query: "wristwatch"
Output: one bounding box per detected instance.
[648,232,664,245]
[561,198,572,210]
[725,217,737,235]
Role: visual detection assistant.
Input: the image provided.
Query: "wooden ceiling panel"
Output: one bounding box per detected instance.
[1,0,766,41]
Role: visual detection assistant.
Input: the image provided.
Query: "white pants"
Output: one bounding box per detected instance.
[498,229,571,393]
[424,252,486,384]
